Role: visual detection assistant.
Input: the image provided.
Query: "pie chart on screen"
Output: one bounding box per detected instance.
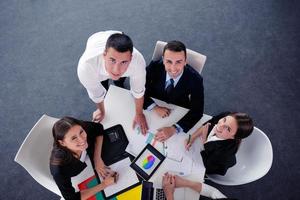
[142,155,155,169]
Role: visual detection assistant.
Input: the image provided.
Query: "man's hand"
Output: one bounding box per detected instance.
[155,126,176,142]
[162,173,175,200]
[132,113,148,135]
[92,108,105,123]
[153,106,171,118]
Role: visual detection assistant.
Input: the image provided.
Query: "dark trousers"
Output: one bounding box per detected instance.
[101,77,127,90]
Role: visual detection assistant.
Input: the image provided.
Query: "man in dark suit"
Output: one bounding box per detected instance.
[144,41,204,142]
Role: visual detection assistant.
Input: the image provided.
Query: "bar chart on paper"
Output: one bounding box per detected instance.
[136,127,159,147]
[126,127,164,156]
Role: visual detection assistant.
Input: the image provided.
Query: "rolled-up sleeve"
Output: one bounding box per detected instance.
[129,50,146,99]
[77,61,106,103]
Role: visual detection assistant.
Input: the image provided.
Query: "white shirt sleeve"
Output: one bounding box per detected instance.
[129,49,146,99]
[77,60,106,104]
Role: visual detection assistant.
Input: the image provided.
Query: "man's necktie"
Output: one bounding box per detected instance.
[165,79,174,96]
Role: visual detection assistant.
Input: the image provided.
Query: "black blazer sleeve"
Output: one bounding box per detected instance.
[51,168,81,200]
[201,140,238,175]
[144,60,159,109]
[81,121,104,138]
[81,121,104,167]
[177,70,204,132]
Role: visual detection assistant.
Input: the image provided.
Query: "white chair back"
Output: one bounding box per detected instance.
[207,127,273,185]
[14,115,61,196]
[151,41,207,74]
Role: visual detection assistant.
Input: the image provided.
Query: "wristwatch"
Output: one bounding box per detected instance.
[172,124,181,134]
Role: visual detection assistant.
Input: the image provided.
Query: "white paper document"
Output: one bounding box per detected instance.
[125,127,164,156]
[165,133,187,162]
[163,151,193,176]
[100,157,139,197]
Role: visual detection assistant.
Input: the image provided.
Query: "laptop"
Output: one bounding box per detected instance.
[141,181,167,200]
[142,180,199,200]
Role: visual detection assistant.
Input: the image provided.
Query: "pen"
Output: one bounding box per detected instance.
[162,142,166,156]
[112,172,118,183]
[187,134,191,145]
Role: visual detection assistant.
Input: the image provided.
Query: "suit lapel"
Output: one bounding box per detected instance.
[158,63,167,95]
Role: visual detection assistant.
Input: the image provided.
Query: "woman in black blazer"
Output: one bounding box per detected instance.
[186,112,254,175]
[49,117,118,200]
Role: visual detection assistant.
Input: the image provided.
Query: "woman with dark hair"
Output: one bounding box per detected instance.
[186,112,254,175]
[50,117,118,200]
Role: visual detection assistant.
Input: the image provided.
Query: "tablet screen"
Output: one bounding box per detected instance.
[130,144,165,180]
[135,149,161,175]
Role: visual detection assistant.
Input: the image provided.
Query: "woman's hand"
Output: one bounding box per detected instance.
[200,123,210,143]
[185,128,202,150]
[94,159,111,179]
[162,173,175,200]
[103,172,119,187]
[185,135,196,151]
[174,175,189,188]
[185,123,211,150]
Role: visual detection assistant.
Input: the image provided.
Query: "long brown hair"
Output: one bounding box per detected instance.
[50,117,83,166]
[230,112,254,140]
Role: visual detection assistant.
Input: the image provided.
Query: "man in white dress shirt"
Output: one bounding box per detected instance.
[78,30,148,134]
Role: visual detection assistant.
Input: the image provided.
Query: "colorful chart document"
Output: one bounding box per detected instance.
[78,175,104,200]
[100,157,140,198]
[126,127,164,156]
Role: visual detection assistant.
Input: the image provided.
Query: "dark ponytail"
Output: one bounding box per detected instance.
[50,117,83,165]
